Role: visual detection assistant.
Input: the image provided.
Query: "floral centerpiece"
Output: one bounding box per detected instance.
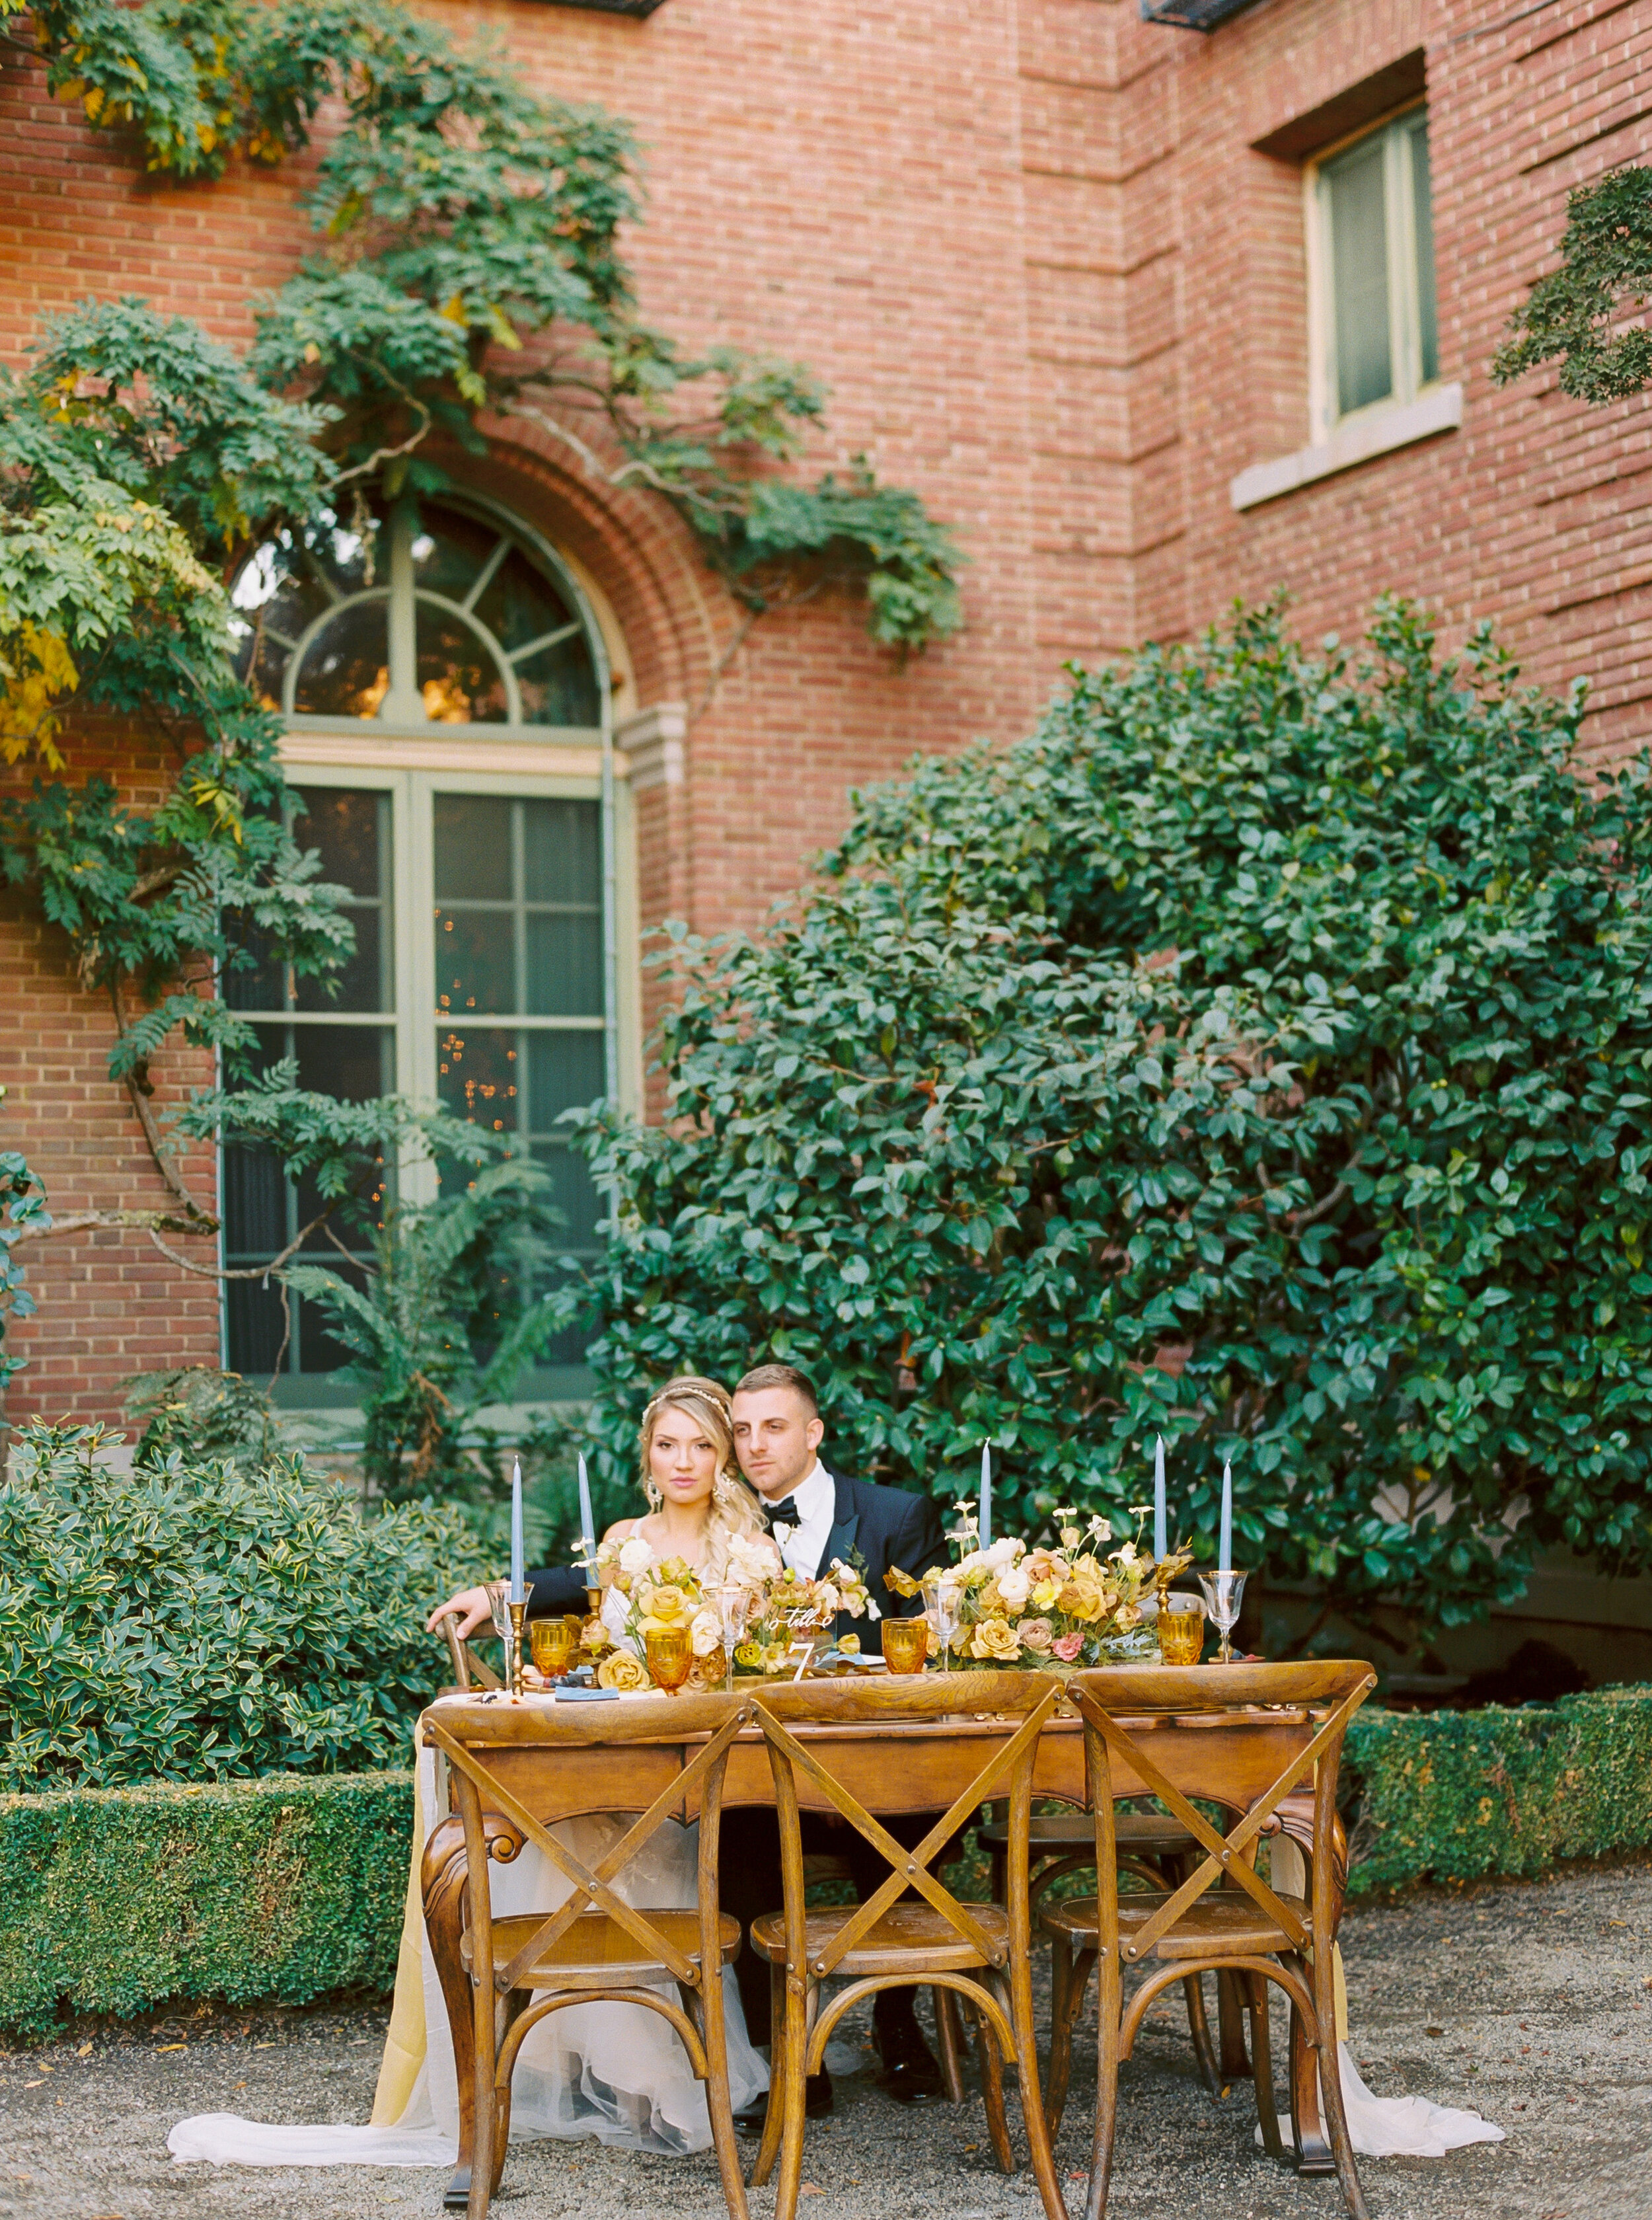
[582,1531,872,1688]
[885,1506,1191,1673]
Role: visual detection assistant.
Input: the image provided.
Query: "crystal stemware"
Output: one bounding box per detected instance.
[922,1572,963,1673]
[712,1584,749,1693]
[1195,1569,1248,1665]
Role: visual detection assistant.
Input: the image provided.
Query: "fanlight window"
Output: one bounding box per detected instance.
[229,502,602,731]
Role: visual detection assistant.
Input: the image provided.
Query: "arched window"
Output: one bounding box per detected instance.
[229,500,603,732]
[221,496,620,1411]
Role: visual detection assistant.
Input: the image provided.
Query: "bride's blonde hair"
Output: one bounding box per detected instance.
[637,1373,767,1582]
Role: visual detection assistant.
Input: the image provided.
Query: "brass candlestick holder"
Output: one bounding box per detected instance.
[507,1599,528,1698]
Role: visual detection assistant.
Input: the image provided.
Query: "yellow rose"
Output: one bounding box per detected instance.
[837,1633,861,1656]
[597,1650,648,1692]
[1059,1573,1106,1623]
[969,1616,1022,1662]
[640,1582,692,1625]
[581,1621,613,1654]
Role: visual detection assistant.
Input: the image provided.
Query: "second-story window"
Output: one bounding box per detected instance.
[1311,105,1438,431]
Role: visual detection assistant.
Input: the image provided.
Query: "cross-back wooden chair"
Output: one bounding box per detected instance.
[1043,1660,1376,2220]
[422,1689,755,2220]
[979,1796,1224,2094]
[745,1671,1070,2220]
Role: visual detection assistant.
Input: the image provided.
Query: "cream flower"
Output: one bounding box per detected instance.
[690,1607,722,1658]
[1016,1616,1055,1654]
[618,1536,654,1576]
[997,1564,1032,1611]
[727,1533,782,1585]
[598,1650,648,1691]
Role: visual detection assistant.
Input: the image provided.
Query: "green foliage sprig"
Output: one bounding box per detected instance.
[1493,165,1652,402]
[12,0,963,649]
[0,1420,486,1790]
[563,601,1652,1642]
[0,1115,48,1391]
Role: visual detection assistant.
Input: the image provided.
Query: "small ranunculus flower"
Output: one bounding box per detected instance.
[1016,1616,1054,1654]
[619,1537,654,1576]
[598,1650,648,1691]
[1031,1579,1063,1613]
[1050,1630,1085,1663]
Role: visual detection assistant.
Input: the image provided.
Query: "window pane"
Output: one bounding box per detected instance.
[293,598,391,718]
[526,915,603,1016]
[523,798,601,907]
[434,796,511,901]
[1410,118,1439,386]
[436,908,515,1016]
[437,1026,520,1134]
[527,1029,605,1130]
[417,601,508,724]
[1328,137,1392,417]
[291,789,391,1015]
[410,508,499,600]
[515,634,601,728]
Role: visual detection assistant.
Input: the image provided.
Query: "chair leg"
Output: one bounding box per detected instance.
[996,1962,1067,2220]
[750,1958,788,2188]
[1182,1972,1222,2098]
[1043,1937,1093,2140]
[971,1981,1016,2174]
[1217,1969,1253,2081]
[1084,1945,1124,2220]
[466,1971,498,2220]
[487,1989,531,2198]
[1307,1956,1370,2220]
[1285,1961,1333,2177]
[689,1977,751,2220]
[933,1983,968,2103]
[769,1971,815,2220]
[1249,1973,1285,2163]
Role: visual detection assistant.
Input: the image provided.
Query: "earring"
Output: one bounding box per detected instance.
[645,1479,663,1509]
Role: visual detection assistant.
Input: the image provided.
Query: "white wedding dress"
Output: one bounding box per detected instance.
[169,1732,768,2170]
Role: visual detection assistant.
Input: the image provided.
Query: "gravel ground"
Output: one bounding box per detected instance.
[2,1857,1648,2220]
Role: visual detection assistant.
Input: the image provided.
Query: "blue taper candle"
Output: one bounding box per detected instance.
[1153,1435,1167,1562]
[578,1452,596,1574]
[979,1440,992,1550]
[509,1457,525,1603]
[1219,1461,1232,1575]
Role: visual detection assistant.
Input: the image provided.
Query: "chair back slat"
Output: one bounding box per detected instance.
[1067,1661,1375,1966]
[752,1671,1060,1979]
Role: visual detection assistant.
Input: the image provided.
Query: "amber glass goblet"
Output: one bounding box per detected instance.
[644,1625,695,1695]
[531,1617,577,1679]
[1155,1594,1205,1667]
[882,1617,929,1675]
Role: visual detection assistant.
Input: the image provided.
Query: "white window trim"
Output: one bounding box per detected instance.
[1229,380,1462,512]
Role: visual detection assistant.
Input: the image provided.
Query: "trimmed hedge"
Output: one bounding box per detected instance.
[0,1769,412,2038]
[1345,1684,1652,1894]
[3,1689,1651,2036]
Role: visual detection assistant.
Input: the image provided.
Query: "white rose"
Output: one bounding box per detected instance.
[619,1537,654,1576]
[814,1582,841,1617]
[690,1608,722,1658]
[985,1537,1024,1571]
[997,1565,1032,1610]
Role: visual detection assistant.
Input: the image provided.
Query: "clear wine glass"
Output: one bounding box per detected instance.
[924,1572,963,1672]
[714,1584,748,1693]
[1195,1569,1248,1665]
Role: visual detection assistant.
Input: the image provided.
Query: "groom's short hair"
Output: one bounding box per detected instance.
[735,1361,819,1416]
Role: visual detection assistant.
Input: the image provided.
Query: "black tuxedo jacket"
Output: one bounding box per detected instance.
[527,1468,945,1653]
[792,1467,944,1654]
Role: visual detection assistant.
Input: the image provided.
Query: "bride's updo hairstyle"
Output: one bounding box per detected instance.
[637,1373,769,1582]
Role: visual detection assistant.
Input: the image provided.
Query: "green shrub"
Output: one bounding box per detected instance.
[567,601,1652,1647]
[1345,1684,1652,1894]
[0,1770,412,2038]
[0,1422,484,1790]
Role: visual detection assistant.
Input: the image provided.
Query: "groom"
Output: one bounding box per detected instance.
[719,1361,949,2125]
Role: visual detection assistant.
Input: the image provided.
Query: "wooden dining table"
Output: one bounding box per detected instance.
[418,1676,1341,2209]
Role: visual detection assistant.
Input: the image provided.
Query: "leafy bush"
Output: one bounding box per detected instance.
[568,601,1652,1648]
[0,1769,412,2039]
[0,1113,48,1392]
[0,1422,484,1790]
[124,1364,281,1468]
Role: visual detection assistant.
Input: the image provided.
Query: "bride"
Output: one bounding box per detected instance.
[170,1377,777,2176]
[428,1374,777,2155]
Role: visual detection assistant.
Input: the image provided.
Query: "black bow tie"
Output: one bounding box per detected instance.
[766,1495,804,1535]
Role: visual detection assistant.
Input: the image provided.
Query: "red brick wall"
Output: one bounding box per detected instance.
[1,0,1645,1421]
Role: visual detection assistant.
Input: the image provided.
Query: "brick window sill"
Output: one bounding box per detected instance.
[1228,383,1463,513]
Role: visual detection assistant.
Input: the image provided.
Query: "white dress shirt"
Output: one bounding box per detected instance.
[768,1458,837,1580]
